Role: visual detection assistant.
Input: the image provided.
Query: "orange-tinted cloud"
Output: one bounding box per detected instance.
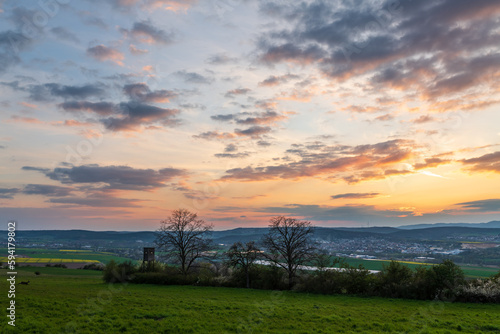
[462,151,500,174]
[147,0,197,13]
[221,139,417,183]
[7,116,43,124]
[87,45,125,66]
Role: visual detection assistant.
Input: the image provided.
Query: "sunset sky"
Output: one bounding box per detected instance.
[1,0,499,230]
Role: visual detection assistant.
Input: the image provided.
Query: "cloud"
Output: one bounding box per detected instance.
[462,151,500,173]
[23,164,187,191]
[174,70,214,84]
[225,88,251,98]
[193,131,236,140]
[342,105,384,114]
[87,45,125,65]
[60,100,181,132]
[224,144,237,152]
[331,193,381,199]
[0,188,19,199]
[50,27,80,43]
[257,203,423,223]
[7,116,43,124]
[234,125,272,138]
[123,83,177,103]
[260,43,324,65]
[107,0,141,9]
[214,144,250,158]
[146,0,197,12]
[49,195,142,208]
[83,17,108,30]
[123,20,175,44]
[256,0,500,106]
[373,114,393,122]
[456,199,500,212]
[0,7,42,73]
[411,115,436,124]
[59,101,115,115]
[129,44,148,55]
[214,152,250,159]
[221,139,416,183]
[211,110,288,126]
[206,53,238,65]
[22,83,105,102]
[22,184,73,197]
[258,74,300,87]
[101,102,180,131]
[257,140,272,147]
[414,157,452,170]
[211,114,235,122]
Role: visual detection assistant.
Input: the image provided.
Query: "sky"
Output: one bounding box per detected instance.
[0,0,499,231]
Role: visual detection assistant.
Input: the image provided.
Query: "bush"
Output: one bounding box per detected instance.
[456,278,500,303]
[294,261,376,296]
[407,260,464,300]
[428,260,465,300]
[103,260,138,283]
[82,263,104,271]
[131,263,223,286]
[377,261,414,298]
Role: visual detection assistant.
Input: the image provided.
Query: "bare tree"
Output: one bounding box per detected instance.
[262,216,316,289]
[155,209,213,277]
[226,241,260,288]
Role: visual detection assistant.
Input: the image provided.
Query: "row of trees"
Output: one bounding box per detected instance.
[154,209,316,289]
[102,209,500,302]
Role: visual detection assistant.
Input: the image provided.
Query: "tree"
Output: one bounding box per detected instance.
[226,241,260,288]
[262,216,316,289]
[155,209,213,277]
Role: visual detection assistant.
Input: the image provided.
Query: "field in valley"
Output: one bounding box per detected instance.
[1,267,499,333]
[0,248,135,267]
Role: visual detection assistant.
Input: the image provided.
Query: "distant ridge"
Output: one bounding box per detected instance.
[397,220,500,230]
[15,222,500,245]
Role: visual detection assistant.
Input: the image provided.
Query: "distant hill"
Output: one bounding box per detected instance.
[17,230,156,242]
[334,227,401,234]
[389,226,500,240]
[397,221,500,229]
[15,222,500,246]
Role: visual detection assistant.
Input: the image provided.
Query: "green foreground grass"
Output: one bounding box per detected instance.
[1,268,499,333]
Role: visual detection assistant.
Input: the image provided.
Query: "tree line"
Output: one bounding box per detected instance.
[103,209,500,303]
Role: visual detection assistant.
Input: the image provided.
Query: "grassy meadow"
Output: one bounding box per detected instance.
[0,248,135,265]
[1,267,499,333]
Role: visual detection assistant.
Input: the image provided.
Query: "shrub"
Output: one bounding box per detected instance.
[82,263,104,271]
[294,261,376,296]
[377,261,414,298]
[428,260,465,300]
[103,260,138,283]
[409,260,464,300]
[457,278,500,303]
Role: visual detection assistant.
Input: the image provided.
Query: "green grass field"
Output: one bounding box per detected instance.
[0,248,135,264]
[1,267,499,333]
